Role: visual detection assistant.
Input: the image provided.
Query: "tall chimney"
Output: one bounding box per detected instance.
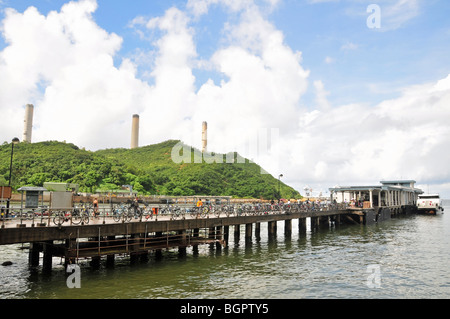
[131,114,139,149]
[202,121,207,153]
[23,104,34,143]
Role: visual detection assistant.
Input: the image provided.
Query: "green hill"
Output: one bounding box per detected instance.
[0,140,300,200]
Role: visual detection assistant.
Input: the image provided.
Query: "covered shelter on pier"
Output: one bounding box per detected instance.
[329,180,423,209]
[17,186,47,209]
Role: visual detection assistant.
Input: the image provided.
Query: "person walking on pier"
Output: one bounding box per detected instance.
[93,197,99,217]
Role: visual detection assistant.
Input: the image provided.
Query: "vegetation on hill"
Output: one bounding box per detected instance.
[0,140,301,199]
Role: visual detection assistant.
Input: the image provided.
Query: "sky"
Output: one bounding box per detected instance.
[1,0,450,198]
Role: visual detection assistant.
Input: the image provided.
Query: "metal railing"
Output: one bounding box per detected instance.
[65,228,222,260]
[0,202,350,228]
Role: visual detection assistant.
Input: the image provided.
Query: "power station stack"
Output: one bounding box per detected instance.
[131,114,140,149]
[202,121,207,153]
[23,104,34,143]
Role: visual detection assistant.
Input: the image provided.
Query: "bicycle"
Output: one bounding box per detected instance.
[224,205,234,217]
[142,204,153,221]
[112,204,132,223]
[72,204,90,225]
[171,206,183,220]
[189,205,209,218]
[234,204,245,216]
[53,211,70,226]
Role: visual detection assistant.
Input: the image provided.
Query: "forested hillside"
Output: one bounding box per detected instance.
[0,140,300,199]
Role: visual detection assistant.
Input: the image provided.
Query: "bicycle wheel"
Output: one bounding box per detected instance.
[71,210,82,225]
[201,206,209,218]
[82,213,89,225]
[53,213,65,226]
[112,209,121,222]
[172,207,182,220]
[124,208,133,222]
[190,208,198,218]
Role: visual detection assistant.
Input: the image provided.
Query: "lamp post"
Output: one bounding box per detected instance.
[278,174,283,200]
[6,138,20,213]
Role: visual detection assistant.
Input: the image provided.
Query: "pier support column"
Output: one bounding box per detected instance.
[298,218,307,234]
[216,226,222,251]
[106,236,115,268]
[334,215,341,227]
[319,216,329,229]
[106,254,115,267]
[245,223,253,243]
[28,242,41,267]
[284,219,292,237]
[179,230,187,256]
[64,238,77,268]
[234,225,241,243]
[223,226,229,247]
[268,221,277,238]
[310,217,319,231]
[192,229,199,255]
[255,223,261,239]
[43,241,53,273]
[91,256,101,269]
[209,227,215,250]
[155,232,163,259]
[310,217,315,231]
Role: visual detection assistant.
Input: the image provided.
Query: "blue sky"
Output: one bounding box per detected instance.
[3,0,449,106]
[1,0,450,197]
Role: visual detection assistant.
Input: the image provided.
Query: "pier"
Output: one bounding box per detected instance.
[0,201,419,273]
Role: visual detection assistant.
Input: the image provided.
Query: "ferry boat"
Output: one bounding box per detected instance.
[417,194,444,215]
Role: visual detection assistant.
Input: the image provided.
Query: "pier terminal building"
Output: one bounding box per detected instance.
[329,180,423,209]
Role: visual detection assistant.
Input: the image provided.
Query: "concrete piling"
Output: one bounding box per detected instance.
[42,241,53,273]
[245,223,252,242]
[284,219,292,237]
[268,221,277,238]
[28,242,40,267]
[298,218,307,234]
[234,224,240,243]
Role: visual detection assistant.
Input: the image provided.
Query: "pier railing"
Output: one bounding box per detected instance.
[0,202,350,228]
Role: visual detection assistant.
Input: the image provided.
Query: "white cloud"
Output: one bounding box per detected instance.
[135,0,310,160]
[0,0,449,197]
[313,80,331,111]
[381,0,421,31]
[342,0,422,31]
[286,74,450,196]
[0,0,150,149]
[340,41,358,51]
[324,56,335,64]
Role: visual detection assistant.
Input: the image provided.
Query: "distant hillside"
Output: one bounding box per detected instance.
[0,140,300,199]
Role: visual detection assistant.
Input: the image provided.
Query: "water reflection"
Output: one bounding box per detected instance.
[1,208,450,298]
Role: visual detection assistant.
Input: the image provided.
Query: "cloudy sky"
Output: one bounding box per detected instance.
[1,0,450,197]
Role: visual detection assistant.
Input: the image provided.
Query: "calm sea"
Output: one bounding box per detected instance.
[1,202,449,299]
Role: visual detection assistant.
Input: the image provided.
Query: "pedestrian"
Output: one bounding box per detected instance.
[93,197,99,217]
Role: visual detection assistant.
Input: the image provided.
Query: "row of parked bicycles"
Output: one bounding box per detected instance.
[1,201,347,226]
